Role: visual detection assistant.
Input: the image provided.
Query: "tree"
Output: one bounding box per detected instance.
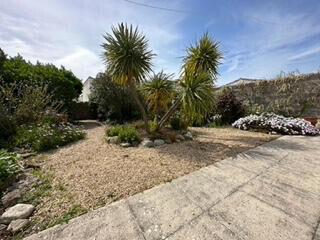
[0,50,82,111]
[157,33,222,129]
[157,69,215,129]
[182,32,222,78]
[102,23,155,133]
[141,71,174,122]
[89,73,140,122]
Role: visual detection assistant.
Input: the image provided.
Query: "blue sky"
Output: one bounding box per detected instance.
[1,0,320,85]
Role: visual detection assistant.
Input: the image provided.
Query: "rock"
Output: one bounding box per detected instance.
[316,121,320,129]
[108,136,119,144]
[184,131,193,140]
[165,139,172,144]
[0,204,35,224]
[140,138,154,148]
[120,143,131,148]
[0,224,7,231]
[7,219,29,233]
[176,134,185,141]
[2,189,21,208]
[17,152,36,159]
[154,139,165,146]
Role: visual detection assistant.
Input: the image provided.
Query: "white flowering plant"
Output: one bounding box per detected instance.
[232,112,320,136]
[14,122,85,152]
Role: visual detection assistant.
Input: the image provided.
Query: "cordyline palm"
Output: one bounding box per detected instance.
[141,71,174,122]
[157,33,222,130]
[102,23,155,132]
[183,32,222,78]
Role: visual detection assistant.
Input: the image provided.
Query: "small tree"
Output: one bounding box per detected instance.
[102,23,155,133]
[141,71,174,122]
[157,33,222,129]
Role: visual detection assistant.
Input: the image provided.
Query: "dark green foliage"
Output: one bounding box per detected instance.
[0,49,82,110]
[106,125,140,143]
[213,90,245,125]
[0,150,20,193]
[14,123,85,152]
[169,114,188,130]
[0,107,16,145]
[89,73,141,122]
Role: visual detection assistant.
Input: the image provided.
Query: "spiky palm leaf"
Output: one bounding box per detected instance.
[179,68,215,123]
[102,23,155,85]
[182,32,222,79]
[141,71,175,117]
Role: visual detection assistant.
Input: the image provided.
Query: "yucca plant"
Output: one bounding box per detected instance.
[141,71,175,122]
[157,69,215,129]
[102,23,155,133]
[183,32,222,78]
[157,33,222,130]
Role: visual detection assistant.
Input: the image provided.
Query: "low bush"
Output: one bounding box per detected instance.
[208,114,223,128]
[106,125,123,137]
[0,150,20,193]
[212,90,245,125]
[106,125,140,143]
[118,126,140,143]
[170,114,188,131]
[232,112,320,136]
[14,123,85,152]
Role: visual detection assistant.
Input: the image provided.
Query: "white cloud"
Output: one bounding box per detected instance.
[54,47,104,79]
[289,46,320,61]
[0,0,185,80]
[219,7,320,85]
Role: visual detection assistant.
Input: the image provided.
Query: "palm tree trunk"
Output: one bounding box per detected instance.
[158,98,181,130]
[129,82,150,133]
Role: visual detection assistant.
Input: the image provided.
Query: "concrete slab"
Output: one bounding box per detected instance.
[209,191,313,240]
[241,176,320,227]
[166,213,241,240]
[25,200,145,240]
[171,170,235,210]
[127,183,203,240]
[200,161,256,188]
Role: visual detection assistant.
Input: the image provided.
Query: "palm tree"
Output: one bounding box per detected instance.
[101,23,155,132]
[157,69,215,129]
[157,33,222,129]
[141,71,174,122]
[182,32,222,78]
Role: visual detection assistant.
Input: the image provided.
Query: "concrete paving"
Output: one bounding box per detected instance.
[25,136,320,240]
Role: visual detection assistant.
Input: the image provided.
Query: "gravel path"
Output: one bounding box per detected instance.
[30,126,277,231]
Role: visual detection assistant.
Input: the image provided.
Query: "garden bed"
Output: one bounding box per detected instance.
[16,125,278,237]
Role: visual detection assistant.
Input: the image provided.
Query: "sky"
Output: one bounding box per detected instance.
[1,0,320,85]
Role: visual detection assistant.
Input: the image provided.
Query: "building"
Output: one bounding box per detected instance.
[78,76,94,102]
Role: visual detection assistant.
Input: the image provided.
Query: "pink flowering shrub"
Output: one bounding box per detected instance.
[232,112,320,136]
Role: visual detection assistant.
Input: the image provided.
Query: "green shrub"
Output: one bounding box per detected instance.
[208,114,223,127]
[149,121,158,133]
[14,123,85,152]
[0,107,16,143]
[118,126,140,143]
[106,125,140,143]
[0,150,20,193]
[0,49,82,111]
[89,73,140,122]
[106,125,123,137]
[170,116,181,130]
